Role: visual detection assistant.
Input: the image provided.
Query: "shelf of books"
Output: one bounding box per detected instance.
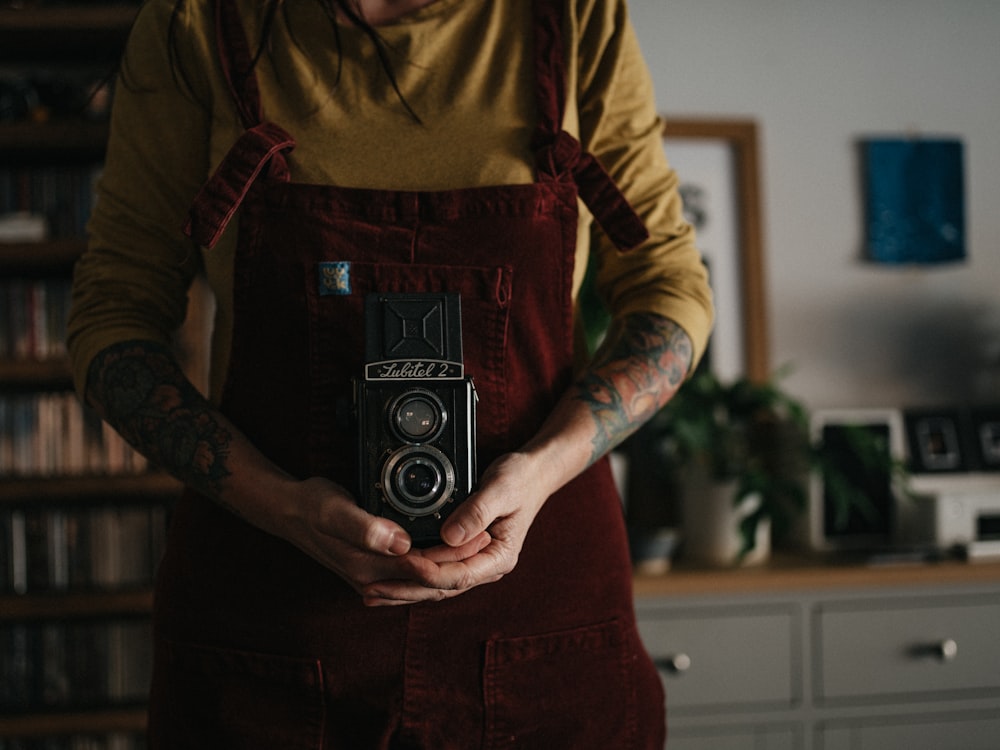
[1,6,184,746]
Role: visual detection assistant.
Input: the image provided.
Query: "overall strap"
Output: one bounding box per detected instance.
[215,0,266,129]
[531,0,648,252]
[184,0,295,248]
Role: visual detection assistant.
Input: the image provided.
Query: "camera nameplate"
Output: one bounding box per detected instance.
[365,359,465,381]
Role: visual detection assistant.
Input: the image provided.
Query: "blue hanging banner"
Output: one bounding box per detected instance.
[862,137,966,265]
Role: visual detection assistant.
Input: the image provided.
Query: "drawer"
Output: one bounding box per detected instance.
[815,596,1000,702]
[670,724,799,750]
[819,710,1000,750]
[636,605,799,712]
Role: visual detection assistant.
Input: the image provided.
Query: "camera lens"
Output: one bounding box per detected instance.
[389,389,447,443]
[398,458,441,501]
[381,445,456,517]
[398,399,437,439]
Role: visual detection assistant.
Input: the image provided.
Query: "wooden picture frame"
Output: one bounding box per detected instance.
[663,118,769,381]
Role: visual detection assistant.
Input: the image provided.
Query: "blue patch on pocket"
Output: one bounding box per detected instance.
[318,261,352,296]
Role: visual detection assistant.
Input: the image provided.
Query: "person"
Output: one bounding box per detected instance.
[67,0,714,747]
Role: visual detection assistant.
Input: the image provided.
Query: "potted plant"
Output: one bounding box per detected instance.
[636,367,914,567]
[645,367,812,566]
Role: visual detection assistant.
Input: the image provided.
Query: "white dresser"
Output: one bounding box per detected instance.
[634,558,1000,749]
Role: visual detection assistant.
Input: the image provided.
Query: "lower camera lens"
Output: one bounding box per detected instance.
[381,445,456,517]
[398,458,441,501]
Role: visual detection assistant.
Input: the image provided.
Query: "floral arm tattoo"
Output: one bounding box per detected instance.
[86,340,234,500]
[576,312,693,465]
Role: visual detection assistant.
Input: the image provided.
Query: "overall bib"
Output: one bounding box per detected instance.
[149,1,666,747]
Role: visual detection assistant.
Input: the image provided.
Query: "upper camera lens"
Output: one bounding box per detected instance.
[390,390,446,443]
[397,398,437,439]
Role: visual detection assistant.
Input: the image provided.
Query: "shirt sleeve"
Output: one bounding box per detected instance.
[66,0,217,396]
[573,0,715,365]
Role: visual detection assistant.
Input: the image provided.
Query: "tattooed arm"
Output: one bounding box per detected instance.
[86,341,236,501]
[84,340,490,599]
[364,312,693,604]
[576,312,693,465]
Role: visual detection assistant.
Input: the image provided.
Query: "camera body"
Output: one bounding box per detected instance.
[354,293,478,546]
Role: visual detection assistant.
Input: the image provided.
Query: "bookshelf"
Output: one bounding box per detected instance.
[0,4,205,747]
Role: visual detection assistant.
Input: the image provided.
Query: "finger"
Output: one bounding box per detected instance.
[323,499,413,557]
[352,537,484,591]
[362,540,512,604]
[344,533,491,604]
[416,531,492,563]
[362,565,506,606]
[362,588,451,607]
[321,542,437,594]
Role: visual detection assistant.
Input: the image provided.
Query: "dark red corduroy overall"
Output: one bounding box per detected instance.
[148,0,666,747]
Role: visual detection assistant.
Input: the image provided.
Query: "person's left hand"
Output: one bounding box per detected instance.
[359,450,551,606]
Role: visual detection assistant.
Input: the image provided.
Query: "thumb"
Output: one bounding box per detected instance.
[441,492,495,547]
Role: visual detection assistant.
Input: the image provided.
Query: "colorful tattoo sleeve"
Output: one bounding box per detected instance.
[86,340,233,498]
[576,312,692,464]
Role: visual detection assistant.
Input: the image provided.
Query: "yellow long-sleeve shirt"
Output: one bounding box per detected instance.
[68,0,713,401]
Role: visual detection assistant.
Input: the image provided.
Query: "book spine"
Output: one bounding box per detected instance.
[1,504,169,594]
[0,617,152,714]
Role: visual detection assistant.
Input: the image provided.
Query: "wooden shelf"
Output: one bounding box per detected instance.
[0,4,138,29]
[633,553,1000,598]
[0,472,183,505]
[0,4,137,62]
[0,589,153,621]
[0,707,146,738]
[0,356,74,388]
[0,238,85,273]
[0,120,109,159]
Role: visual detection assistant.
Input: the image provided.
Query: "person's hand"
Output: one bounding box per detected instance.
[275,476,491,600]
[359,450,552,606]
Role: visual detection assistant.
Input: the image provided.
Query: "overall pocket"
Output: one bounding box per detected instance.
[150,639,326,750]
[483,619,638,750]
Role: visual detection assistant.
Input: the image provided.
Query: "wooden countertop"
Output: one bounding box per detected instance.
[633,553,1000,598]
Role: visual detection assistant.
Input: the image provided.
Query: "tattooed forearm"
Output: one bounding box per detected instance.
[575,313,693,464]
[86,340,233,498]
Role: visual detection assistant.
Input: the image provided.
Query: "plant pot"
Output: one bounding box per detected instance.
[680,472,770,567]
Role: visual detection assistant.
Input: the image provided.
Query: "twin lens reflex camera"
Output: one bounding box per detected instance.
[354,293,478,546]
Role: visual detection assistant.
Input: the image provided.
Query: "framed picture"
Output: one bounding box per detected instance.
[663,118,768,382]
[808,408,906,551]
[902,405,1000,474]
[903,408,967,474]
[969,406,1000,471]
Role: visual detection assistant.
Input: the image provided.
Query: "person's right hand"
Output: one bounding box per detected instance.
[272,476,492,599]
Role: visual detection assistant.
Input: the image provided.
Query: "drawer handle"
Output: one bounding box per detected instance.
[933,638,959,661]
[656,653,692,674]
[910,638,958,662]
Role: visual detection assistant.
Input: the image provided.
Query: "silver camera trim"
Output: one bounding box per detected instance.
[380,444,456,518]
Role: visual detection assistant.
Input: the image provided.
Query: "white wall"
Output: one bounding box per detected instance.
[629,0,1000,409]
